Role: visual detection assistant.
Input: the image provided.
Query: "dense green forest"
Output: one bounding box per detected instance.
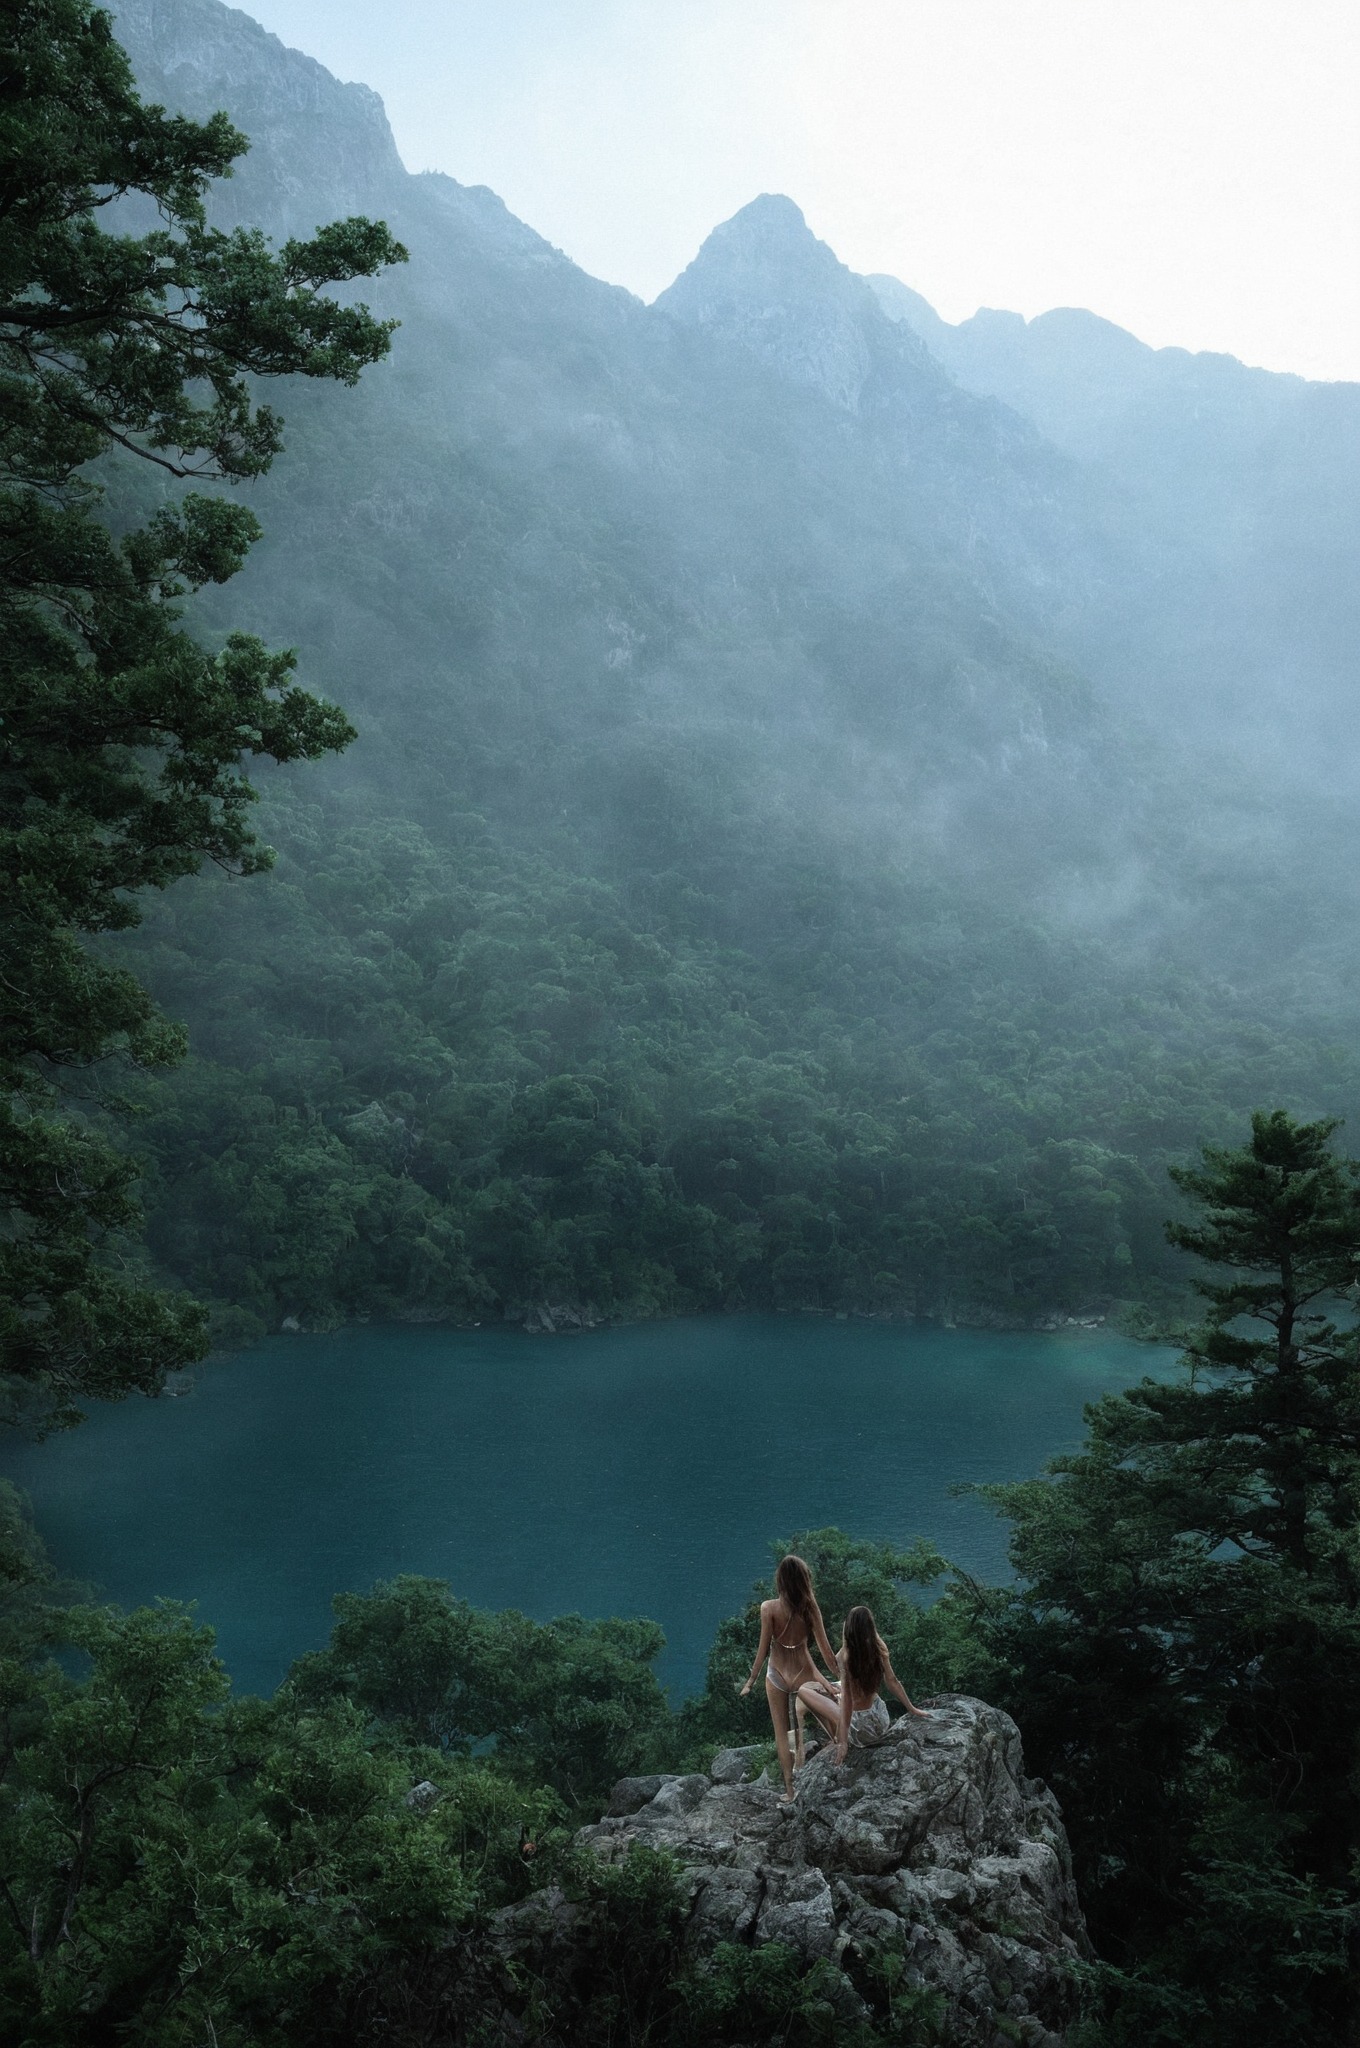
[128,782,1359,1339]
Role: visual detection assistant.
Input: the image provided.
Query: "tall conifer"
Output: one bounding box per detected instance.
[987,1111,1360,2039]
[0,0,405,1423]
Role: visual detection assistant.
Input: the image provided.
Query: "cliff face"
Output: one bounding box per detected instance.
[109,0,405,229]
[498,1698,1090,2047]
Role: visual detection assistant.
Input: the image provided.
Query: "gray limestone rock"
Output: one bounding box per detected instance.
[707,1743,764,1785]
[606,1774,669,1817]
[579,1694,1089,2046]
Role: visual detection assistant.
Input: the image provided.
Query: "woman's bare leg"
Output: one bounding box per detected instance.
[796,1679,841,1741]
[765,1676,796,1797]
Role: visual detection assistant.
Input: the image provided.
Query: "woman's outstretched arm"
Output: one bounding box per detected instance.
[810,1598,841,1679]
[738,1602,774,1695]
[880,1642,931,1717]
[833,1661,853,1763]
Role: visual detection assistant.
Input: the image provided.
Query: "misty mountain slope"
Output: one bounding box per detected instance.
[112,0,1150,907]
[83,0,1360,1335]
[646,198,1360,976]
[116,0,407,223]
[870,273,1360,762]
[654,197,1100,625]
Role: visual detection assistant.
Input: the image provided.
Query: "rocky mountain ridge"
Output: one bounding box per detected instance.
[112,0,1360,802]
[868,265,1360,762]
[657,193,953,418]
[114,0,404,224]
[110,0,1135,898]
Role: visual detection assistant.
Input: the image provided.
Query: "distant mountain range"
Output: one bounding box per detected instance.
[113,0,1141,904]
[93,0,1360,1331]
[869,271,1360,760]
[114,0,1360,813]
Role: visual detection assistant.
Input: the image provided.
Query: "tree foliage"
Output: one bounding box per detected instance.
[0,0,405,1426]
[0,1600,553,2046]
[288,1573,672,1809]
[0,1576,934,2047]
[983,1110,1360,2041]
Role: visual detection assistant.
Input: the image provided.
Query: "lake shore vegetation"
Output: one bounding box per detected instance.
[1,1115,1357,2041]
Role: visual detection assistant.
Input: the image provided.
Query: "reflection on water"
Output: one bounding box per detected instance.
[0,1316,1169,1699]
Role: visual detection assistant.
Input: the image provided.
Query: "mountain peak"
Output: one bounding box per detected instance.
[658,194,845,303]
[710,191,814,244]
[655,195,901,411]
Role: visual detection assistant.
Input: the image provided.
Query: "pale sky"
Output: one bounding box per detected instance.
[240,0,1360,382]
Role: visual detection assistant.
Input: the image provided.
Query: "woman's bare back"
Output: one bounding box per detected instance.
[764,1597,820,1688]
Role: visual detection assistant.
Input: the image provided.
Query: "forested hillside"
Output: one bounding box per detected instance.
[97,0,1360,1339]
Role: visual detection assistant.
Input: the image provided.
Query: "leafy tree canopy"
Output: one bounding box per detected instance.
[0,0,405,1428]
[287,1574,672,1810]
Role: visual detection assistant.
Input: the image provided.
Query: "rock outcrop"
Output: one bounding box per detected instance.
[582,1695,1089,2046]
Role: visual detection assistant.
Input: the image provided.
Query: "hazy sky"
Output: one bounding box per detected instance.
[241,1,1359,382]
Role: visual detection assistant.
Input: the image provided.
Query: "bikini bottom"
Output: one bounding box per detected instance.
[769,1660,828,1695]
[848,1698,891,1747]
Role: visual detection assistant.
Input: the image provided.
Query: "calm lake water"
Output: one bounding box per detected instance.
[0,1317,1169,1700]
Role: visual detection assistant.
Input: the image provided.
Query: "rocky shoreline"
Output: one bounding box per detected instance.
[265,1297,1128,1341]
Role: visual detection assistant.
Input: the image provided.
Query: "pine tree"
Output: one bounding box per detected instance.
[986,1111,1360,2041]
[1164,1108,1360,1582]
[0,0,405,1425]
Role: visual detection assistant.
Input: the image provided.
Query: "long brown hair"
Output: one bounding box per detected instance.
[775,1553,813,1627]
[843,1605,885,1698]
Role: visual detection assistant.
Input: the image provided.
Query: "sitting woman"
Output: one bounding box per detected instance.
[737,1553,841,1799]
[798,1603,931,1760]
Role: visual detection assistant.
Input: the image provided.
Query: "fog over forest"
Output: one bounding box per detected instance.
[101,0,1360,1341]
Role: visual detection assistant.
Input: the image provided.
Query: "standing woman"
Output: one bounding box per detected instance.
[737,1554,841,1800]
[798,1603,931,1759]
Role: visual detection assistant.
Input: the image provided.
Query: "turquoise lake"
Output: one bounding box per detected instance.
[0,1317,1170,1700]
